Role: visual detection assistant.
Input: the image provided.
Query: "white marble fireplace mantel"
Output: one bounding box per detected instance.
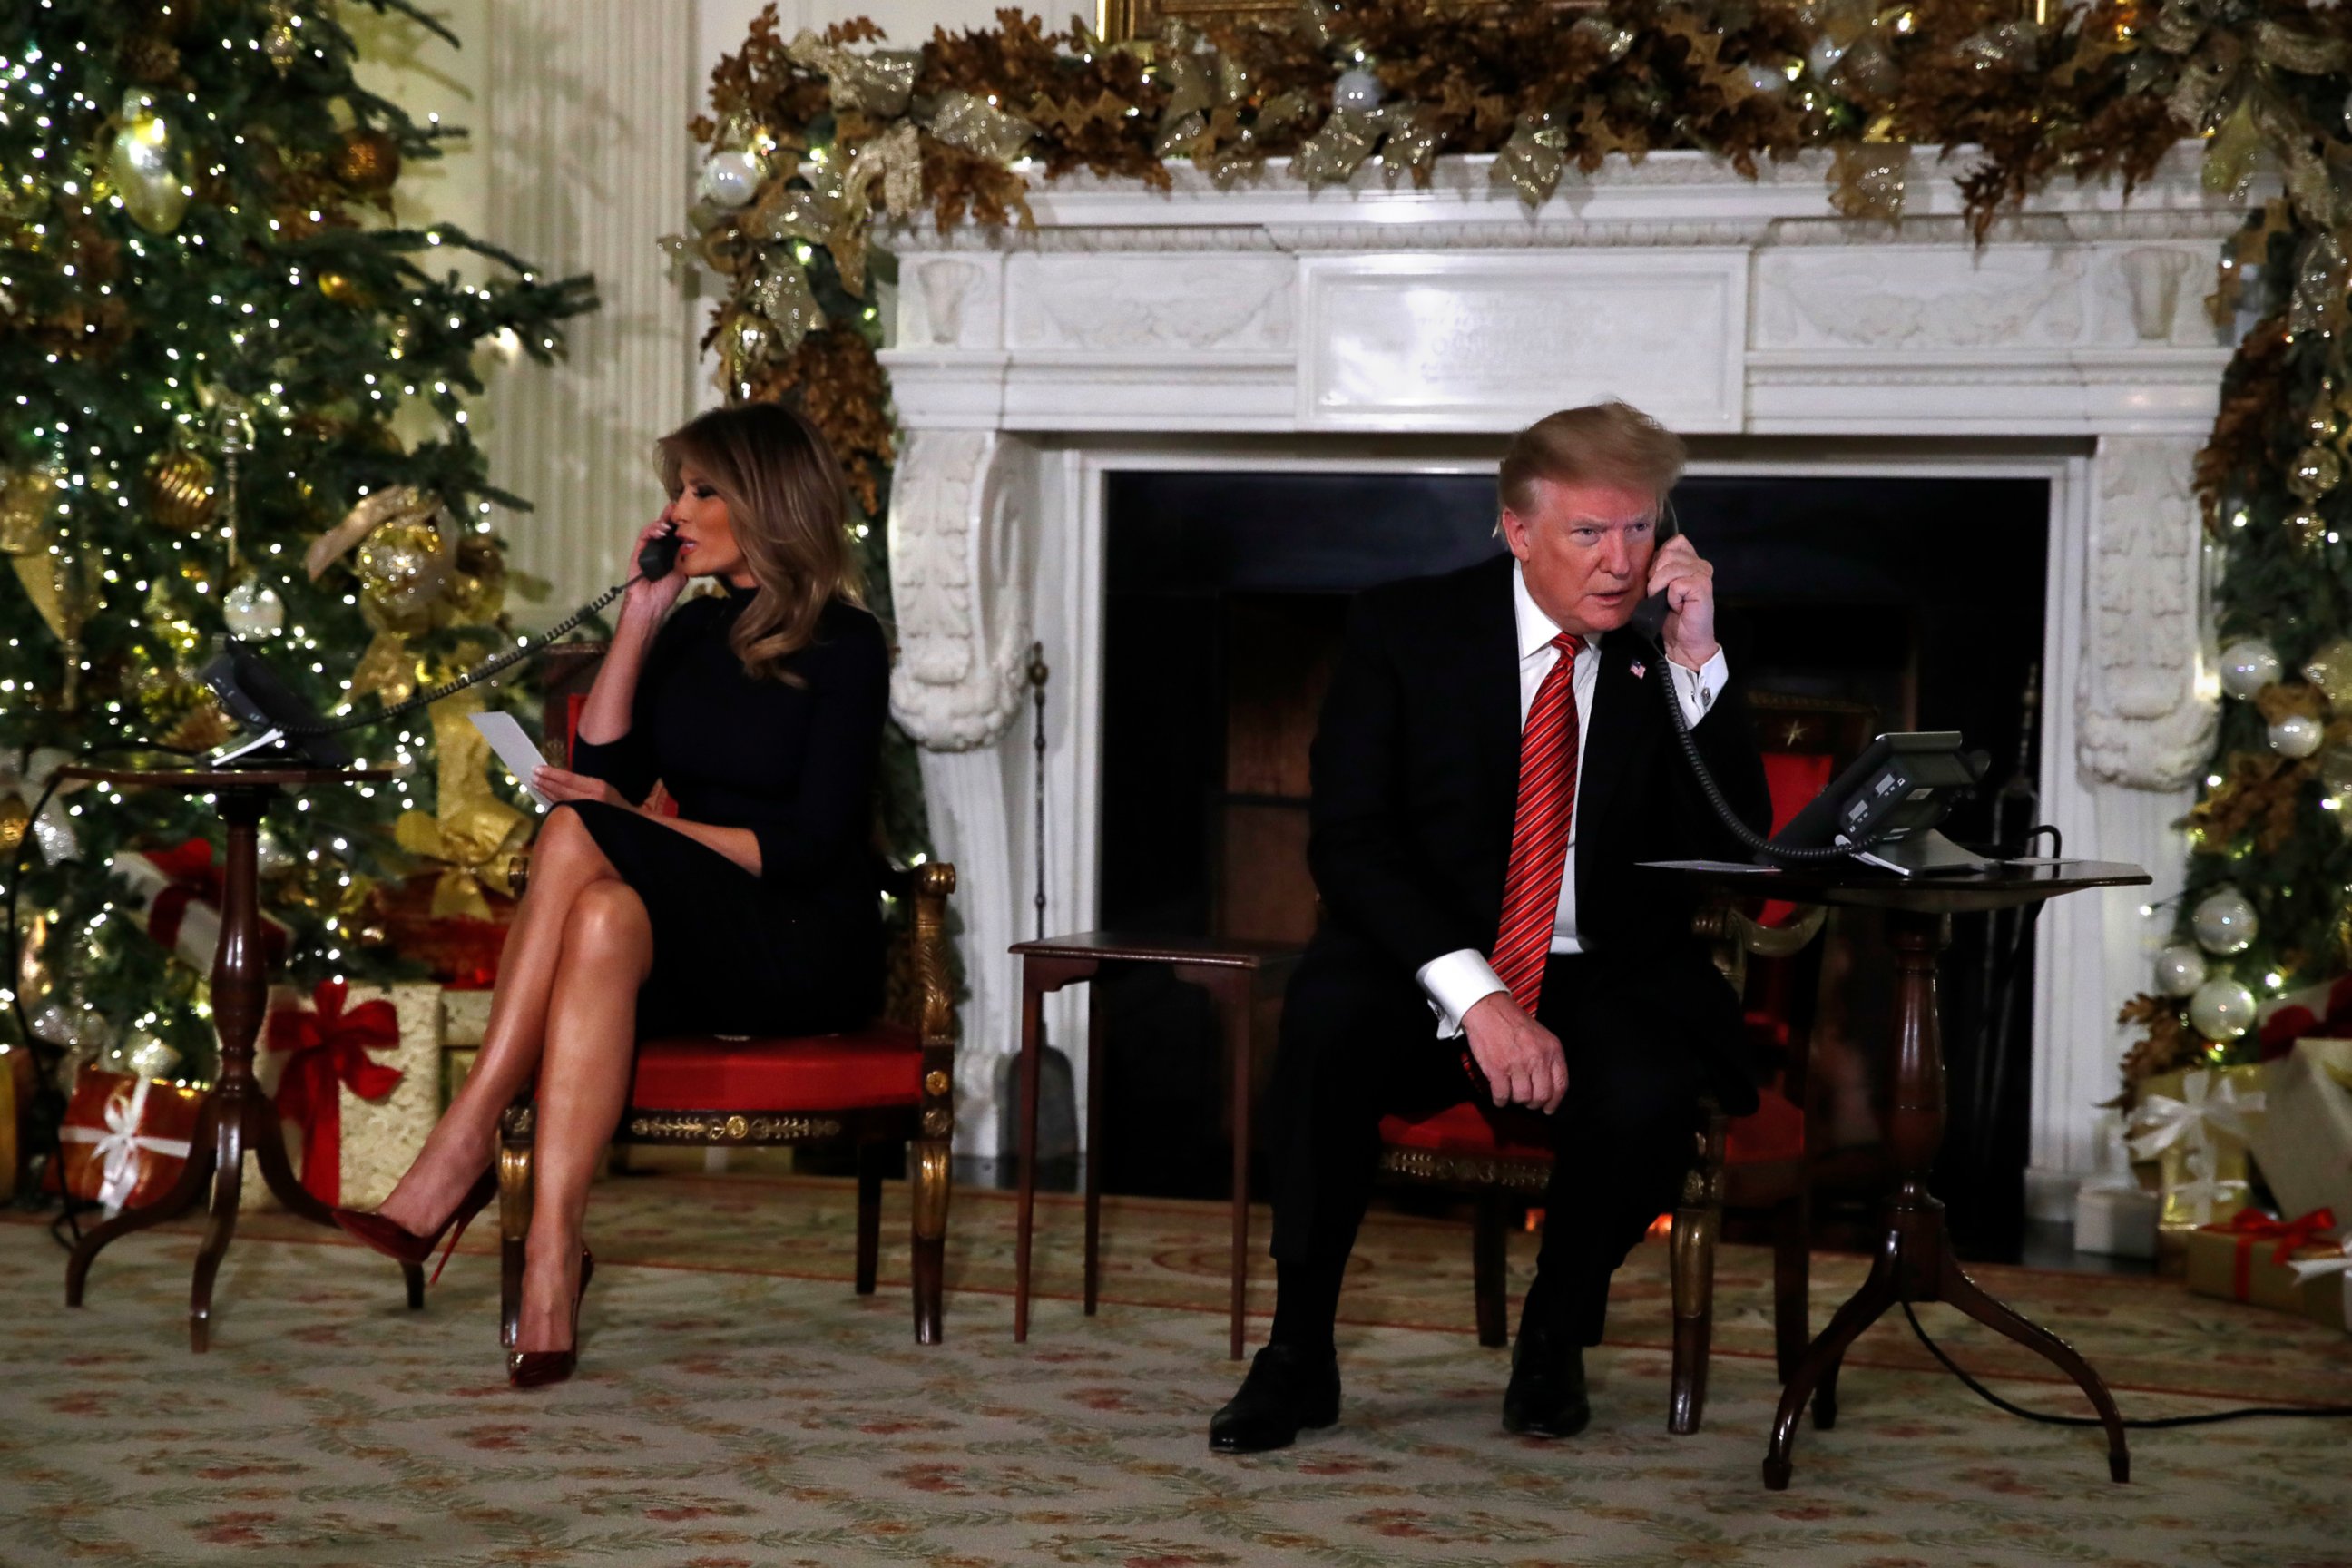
[879,144,2236,1220]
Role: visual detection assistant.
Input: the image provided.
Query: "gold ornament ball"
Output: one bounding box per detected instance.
[335,128,401,193]
[145,448,218,532]
[0,797,27,857]
[2305,637,2352,707]
[355,516,451,614]
[317,270,370,308]
[2289,444,2345,502]
[2288,510,2328,553]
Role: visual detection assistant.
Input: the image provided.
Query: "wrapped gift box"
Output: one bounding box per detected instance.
[2131,1063,2267,1230]
[257,980,443,1210]
[2250,1039,2352,1228]
[2074,1183,2160,1258]
[110,839,289,975]
[2305,1270,2351,1334]
[2182,1209,2339,1314]
[57,1068,207,1217]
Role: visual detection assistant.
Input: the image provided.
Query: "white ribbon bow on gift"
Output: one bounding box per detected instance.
[0,744,83,864]
[2288,1235,2352,1333]
[2127,1067,2267,1159]
[58,1077,192,1217]
[2127,1068,2267,1226]
[2288,1235,2352,1288]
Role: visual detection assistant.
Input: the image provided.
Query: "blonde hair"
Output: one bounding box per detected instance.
[1498,401,1687,519]
[655,402,865,684]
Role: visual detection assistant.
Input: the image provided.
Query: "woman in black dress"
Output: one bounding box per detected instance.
[334,403,889,1385]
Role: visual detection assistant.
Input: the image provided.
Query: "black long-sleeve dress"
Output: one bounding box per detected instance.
[563,582,890,1037]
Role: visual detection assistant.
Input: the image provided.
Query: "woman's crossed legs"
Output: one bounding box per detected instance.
[373,803,651,1355]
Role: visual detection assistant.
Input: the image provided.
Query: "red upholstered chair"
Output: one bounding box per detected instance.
[493,643,960,1344]
[1376,691,1872,1433]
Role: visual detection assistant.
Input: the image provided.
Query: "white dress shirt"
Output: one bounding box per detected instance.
[1414,562,1730,1037]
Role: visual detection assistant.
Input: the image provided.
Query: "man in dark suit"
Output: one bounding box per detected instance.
[1210,401,1773,1452]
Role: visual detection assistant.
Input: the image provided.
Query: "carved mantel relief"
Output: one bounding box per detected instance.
[2079,436,2216,790]
[887,430,1032,753]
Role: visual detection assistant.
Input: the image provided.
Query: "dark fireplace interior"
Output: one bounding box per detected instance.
[1094,467,2051,1259]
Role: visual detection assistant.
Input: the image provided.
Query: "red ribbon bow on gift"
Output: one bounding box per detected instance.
[140,838,290,969]
[2216,1206,2339,1299]
[143,838,222,955]
[268,979,403,1206]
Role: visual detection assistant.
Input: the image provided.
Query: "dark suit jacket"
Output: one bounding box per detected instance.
[1302,553,1773,1075]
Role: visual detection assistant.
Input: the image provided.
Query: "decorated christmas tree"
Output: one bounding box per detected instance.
[2116,44,2352,1102]
[0,0,592,1093]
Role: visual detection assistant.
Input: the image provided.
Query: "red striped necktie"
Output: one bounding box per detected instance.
[1491,632,1583,1018]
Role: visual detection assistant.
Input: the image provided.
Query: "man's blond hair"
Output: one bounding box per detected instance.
[1498,401,1686,519]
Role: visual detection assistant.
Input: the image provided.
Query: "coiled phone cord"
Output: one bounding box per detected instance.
[1639,627,1898,866]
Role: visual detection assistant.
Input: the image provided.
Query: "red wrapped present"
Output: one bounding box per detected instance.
[111,838,289,975]
[57,1068,206,1217]
[266,978,407,1206]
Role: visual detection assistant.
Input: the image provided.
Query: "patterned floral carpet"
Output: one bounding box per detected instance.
[3,1172,2348,1566]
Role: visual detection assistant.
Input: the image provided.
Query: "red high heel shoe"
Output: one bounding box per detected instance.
[507,1250,593,1389]
[332,1168,497,1285]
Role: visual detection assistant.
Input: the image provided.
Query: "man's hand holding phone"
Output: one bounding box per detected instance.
[1644,532,1719,672]
[1462,992,1569,1114]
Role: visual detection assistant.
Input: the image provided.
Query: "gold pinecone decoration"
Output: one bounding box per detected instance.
[145,447,218,533]
[334,128,401,193]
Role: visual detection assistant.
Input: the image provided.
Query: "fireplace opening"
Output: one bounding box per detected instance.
[1096,466,2050,1258]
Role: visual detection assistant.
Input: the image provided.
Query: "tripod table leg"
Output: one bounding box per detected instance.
[1936,1255,2131,1483]
[1764,1234,1899,1490]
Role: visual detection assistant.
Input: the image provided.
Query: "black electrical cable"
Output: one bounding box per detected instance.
[1900,1298,2352,1426]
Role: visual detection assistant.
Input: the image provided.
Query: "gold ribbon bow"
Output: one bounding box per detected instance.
[393,696,534,920]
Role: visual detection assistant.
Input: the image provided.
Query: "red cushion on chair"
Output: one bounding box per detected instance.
[630,1023,922,1112]
[1377,1102,1553,1162]
[1759,751,1835,927]
[1379,1085,1804,1169]
[1724,1086,1804,1165]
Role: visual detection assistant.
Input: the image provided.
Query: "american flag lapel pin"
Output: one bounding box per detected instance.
[1630,658,1646,681]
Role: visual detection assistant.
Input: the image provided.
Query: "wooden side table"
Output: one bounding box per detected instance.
[1644,858,2150,1489]
[1010,932,1301,1359]
[59,761,405,1350]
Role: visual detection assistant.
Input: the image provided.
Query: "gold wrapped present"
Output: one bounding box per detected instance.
[2182,1208,2338,1313]
[2129,1063,2267,1230]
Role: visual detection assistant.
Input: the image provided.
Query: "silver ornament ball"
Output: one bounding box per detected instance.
[2217,638,2283,697]
[2269,710,2325,759]
[2190,887,2259,955]
[222,580,285,638]
[2153,942,2206,998]
[1332,67,1384,113]
[698,150,765,210]
[2186,976,2258,1041]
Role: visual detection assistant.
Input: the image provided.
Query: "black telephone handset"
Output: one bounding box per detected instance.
[1629,502,1680,646]
[637,527,681,582]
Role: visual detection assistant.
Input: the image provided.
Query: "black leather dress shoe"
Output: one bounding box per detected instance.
[1502,1324,1591,1438]
[1209,1343,1341,1453]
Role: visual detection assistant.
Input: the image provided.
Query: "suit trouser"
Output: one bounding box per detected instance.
[1265,946,1741,1347]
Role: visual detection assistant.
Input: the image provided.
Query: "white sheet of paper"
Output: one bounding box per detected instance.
[469,710,553,807]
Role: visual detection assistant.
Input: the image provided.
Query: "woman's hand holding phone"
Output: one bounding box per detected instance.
[621,514,688,622]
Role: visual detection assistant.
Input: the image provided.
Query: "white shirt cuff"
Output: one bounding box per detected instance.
[1416,948,1508,1039]
[1667,646,1730,729]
